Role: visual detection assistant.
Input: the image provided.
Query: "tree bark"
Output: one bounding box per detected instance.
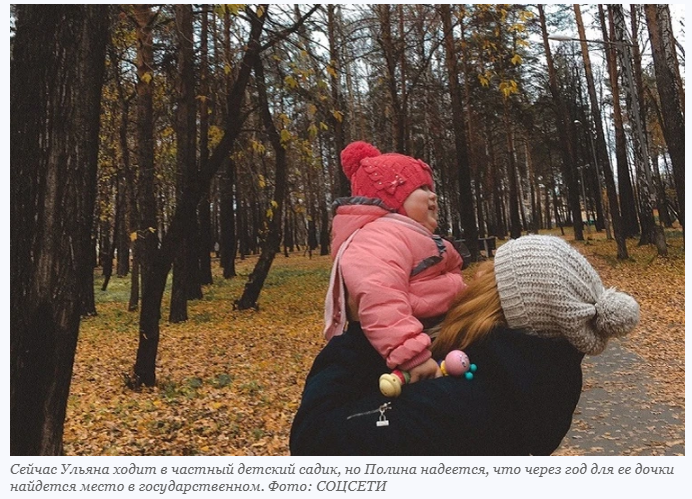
[574,4,628,258]
[198,5,214,285]
[538,5,583,241]
[440,4,479,258]
[170,4,199,323]
[503,101,522,239]
[219,9,237,278]
[600,6,640,239]
[235,54,288,310]
[327,5,350,198]
[645,4,685,231]
[611,5,659,248]
[220,157,237,277]
[132,4,161,386]
[11,4,108,455]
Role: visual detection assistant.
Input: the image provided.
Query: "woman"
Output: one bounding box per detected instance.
[289,235,639,455]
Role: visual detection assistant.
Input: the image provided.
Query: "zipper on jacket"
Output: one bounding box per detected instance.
[347,402,392,427]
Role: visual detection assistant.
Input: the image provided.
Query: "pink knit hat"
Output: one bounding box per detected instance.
[340,141,434,215]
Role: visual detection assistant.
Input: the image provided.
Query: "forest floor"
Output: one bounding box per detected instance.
[64,227,685,456]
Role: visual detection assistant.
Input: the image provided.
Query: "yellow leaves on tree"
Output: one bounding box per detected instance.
[283,75,299,89]
[280,128,293,146]
[499,79,518,98]
[215,5,245,17]
[266,199,279,220]
[250,139,266,156]
[326,65,338,78]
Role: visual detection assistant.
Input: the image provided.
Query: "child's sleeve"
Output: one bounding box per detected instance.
[409,271,466,318]
[409,241,467,317]
[340,231,432,371]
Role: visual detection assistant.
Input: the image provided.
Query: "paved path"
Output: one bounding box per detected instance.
[556,341,684,456]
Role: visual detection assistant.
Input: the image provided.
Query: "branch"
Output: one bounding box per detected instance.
[260,5,320,51]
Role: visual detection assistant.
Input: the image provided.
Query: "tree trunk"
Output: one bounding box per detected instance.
[378,4,403,153]
[600,6,639,239]
[503,102,522,239]
[220,157,237,277]
[630,5,660,246]
[81,235,98,316]
[11,4,108,455]
[112,53,134,278]
[319,201,330,255]
[170,4,198,324]
[116,159,130,277]
[235,55,288,310]
[220,10,237,278]
[538,5,583,241]
[132,4,161,386]
[198,6,214,285]
[645,4,685,231]
[574,4,628,259]
[440,4,479,258]
[101,189,119,291]
[611,5,659,248]
[327,5,350,198]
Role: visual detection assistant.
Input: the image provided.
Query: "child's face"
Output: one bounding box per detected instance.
[403,186,438,232]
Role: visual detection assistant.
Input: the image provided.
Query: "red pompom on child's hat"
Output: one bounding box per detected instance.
[340,141,434,214]
[341,141,381,180]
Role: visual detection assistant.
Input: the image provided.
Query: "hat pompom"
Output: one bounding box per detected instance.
[594,287,640,338]
[341,141,381,180]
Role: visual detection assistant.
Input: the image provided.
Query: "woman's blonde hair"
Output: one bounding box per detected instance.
[430,260,506,358]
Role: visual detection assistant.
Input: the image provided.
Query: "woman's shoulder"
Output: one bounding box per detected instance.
[468,326,584,377]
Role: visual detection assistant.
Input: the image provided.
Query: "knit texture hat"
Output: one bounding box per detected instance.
[494,235,639,355]
[341,141,434,215]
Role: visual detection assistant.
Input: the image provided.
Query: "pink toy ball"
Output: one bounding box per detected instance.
[444,350,470,377]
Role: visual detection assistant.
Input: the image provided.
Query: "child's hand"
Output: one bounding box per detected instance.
[408,358,442,383]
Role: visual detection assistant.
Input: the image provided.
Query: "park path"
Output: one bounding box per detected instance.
[555,340,684,456]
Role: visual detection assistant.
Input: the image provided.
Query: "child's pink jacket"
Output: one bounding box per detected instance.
[324,199,466,370]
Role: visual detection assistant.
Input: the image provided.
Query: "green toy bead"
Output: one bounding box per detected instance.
[465,372,474,380]
[469,364,477,372]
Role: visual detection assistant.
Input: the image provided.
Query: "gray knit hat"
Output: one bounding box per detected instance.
[494,235,639,355]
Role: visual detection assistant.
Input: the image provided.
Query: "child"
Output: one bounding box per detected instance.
[323,141,467,382]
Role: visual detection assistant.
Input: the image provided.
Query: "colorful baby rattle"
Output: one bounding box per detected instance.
[379,350,477,398]
[439,349,477,379]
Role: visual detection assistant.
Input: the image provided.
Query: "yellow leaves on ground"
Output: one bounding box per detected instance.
[65,254,330,456]
[574,230,685,408]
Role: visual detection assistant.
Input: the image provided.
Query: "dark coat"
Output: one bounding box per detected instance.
[290,323,584,456]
